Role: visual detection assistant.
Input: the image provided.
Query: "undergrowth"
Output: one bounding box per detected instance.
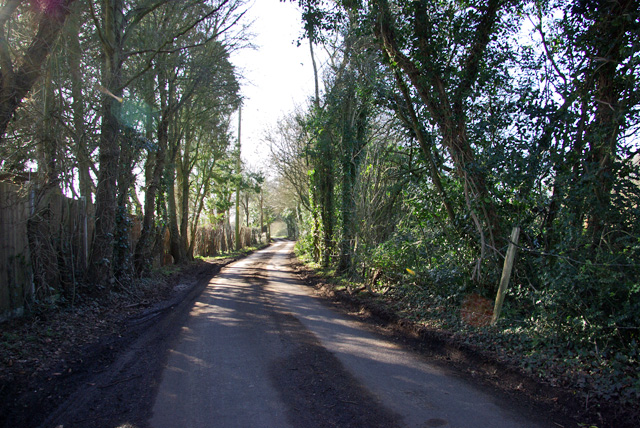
[295,241,640,427]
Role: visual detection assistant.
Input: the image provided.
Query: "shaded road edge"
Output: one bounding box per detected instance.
[0,244,267,428]
[288,251,589,428]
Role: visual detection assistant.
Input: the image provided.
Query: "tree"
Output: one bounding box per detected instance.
[187,119,234,257]
[366,0,511,282]
[0,0,77,140]
[165,41,240,264]
[79,0,247,278]
[266,110,312,211]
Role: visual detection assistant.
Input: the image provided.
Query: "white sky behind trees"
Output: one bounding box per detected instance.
[231,0,319,169]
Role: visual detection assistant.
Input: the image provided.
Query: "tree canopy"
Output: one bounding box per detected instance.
[268,0,640,421]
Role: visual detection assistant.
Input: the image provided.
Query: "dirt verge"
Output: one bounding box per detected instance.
[0,256,237,428]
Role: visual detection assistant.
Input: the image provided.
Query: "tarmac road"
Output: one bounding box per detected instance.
[149,240,553,428]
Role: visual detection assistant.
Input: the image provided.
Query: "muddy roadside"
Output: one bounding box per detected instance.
[0,256,239,428]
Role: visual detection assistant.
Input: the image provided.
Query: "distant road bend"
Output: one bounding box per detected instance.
[150,240,553,428]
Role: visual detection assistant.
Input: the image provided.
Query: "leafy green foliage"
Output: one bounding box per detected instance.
[280,0,640,420]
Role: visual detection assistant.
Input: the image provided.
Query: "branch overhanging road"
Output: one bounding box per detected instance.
[150,241,552,428]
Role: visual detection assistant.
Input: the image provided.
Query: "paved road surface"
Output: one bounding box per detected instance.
[150,241,551,428]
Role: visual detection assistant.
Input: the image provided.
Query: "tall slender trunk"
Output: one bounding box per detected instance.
[188,165,214,257]
[135,114,167,275]
[177,130,192,259]
[68,10,93,222]
[308,38,321,262]
[167,162,187,263]
[319,131,335,267]
[167,120,187,263]
[235,104,242,251]
[260,189,264,243]
[87,0,124,287]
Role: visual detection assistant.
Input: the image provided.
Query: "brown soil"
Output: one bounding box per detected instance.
[0,256,237,428]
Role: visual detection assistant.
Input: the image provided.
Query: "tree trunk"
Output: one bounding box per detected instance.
[135,114,168,275]
[188,167,213,257]
[308,37,322,262]
[244,193,250,228]
[319,129,335,267]
[0,0,76,140]
[113,128,137,282]
[584,0,635,245]
[338,71,368,274]
[68,9,93,222]
[37,61,58,186]
[134,63,171,275]
[177,132,192,260]
[372,0,504,282]
[167,129,188,263]
[260,189,264,243]
[167,167,187,263]
[87,0,124,288]
[233,104,242,250]
[88,98,121,286]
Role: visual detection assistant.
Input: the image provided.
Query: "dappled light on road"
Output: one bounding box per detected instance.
[150,241,553,428]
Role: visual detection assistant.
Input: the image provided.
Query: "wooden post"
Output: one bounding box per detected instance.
[492,226,520,325]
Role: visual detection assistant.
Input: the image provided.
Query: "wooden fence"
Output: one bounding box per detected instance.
[0,182,31,321]
[0,182,90,321]
[1,181,261,321]
[192,224,258,257]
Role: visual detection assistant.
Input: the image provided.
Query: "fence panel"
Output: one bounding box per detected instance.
[1,182,261,321]
[0,183,90,321]
[0,182,31,321]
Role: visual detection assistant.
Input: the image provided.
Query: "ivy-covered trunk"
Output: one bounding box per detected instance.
[582,0,635,246]
[88,0,124,287]
[113,128,138,283]
[371,0,505,283]
[308,169,322,263]
[338,69,369,274]
[318,130,335,268]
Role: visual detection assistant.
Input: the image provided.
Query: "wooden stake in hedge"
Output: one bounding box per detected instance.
[492,226,521,325]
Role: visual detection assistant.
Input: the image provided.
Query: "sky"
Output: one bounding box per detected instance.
[230,0,318,170]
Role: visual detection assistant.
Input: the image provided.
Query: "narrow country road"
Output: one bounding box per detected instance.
[150,241,551,428]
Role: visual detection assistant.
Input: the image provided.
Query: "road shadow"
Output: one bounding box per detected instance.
[268,311,403,428]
